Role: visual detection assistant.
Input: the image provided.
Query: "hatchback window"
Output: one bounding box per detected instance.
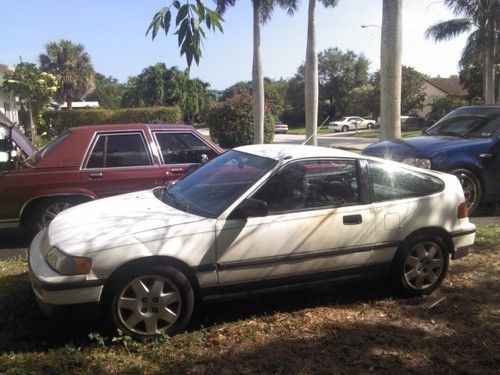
[86,133,150,168]
[368,161,444,202]
[154,132,218,164]
[253,159,359,213]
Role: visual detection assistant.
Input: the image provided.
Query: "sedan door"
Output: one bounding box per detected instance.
[80,131,162,197]
[215,158,377,288]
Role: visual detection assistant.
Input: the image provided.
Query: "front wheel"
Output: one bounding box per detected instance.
[450,168,482,215]
[341,125,349,132]
[103,266,194,339]
[367,122,374,130]
[392,235,449,296]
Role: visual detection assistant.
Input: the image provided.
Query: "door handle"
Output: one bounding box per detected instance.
[171,167,183,174]
[343,214,362,225]
[89,172,103,179]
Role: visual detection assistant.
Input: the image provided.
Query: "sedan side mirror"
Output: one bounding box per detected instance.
[230,198,268,219]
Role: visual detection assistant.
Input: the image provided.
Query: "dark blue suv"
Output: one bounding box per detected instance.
[362,106,500,214]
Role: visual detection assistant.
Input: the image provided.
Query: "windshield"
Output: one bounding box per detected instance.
[160,150,278,218]
[426,108,500,139]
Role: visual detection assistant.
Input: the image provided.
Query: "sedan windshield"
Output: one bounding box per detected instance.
[160,150,277,218]
[426,110,500,139]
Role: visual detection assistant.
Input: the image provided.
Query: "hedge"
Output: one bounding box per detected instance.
[207,94,274,148]
[41,106,182,137]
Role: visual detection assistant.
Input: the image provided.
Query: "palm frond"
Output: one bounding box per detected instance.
[459,29,483,67]
[215,0,237,15]
[276,0,299,16]
[425,18,472,41]
[319,0,339,8]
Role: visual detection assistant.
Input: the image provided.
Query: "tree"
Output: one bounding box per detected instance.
[304,0,338,145]
[122,63,213,123]
[459,59,500,102]
[2,63,57,142]
[425,0,498,104]
[216,0,296,144]
[426,96,467,125]
[380,0,402,140]
[368,66,426,118]
[148,0,224,68]
[85,73,126,109]
[39,40,96,110]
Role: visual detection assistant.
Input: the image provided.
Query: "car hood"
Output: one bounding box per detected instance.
[363,136,492,160]
[47,189,209,256]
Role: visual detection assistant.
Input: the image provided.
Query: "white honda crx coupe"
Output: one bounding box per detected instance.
[29,145,476,338]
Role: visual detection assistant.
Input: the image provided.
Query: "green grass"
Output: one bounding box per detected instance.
[0,225,498,373]
[287,126,333,135]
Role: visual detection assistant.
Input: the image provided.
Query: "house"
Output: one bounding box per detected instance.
[0,64,19,124]
[419,76,468,118]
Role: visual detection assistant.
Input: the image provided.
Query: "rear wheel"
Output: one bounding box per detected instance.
[26,198,77,233]
[341,125,349,132]
[392,235,449,296]
[450,168,481,215]
[367,122,374,129]
[103,266,194,339]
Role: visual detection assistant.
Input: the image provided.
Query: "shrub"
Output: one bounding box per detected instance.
[207,94,274,148]
[41,106,182,138]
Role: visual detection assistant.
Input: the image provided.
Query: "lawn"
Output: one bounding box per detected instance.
[0,225,498,374]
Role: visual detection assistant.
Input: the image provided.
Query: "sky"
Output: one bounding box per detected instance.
[1,0,468,90]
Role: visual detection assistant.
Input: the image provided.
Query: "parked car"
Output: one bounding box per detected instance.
[363,105,500,214]
[29,144,475,338]
[274,122,289,134]
[0,123,223,231]
[328,116,376,132]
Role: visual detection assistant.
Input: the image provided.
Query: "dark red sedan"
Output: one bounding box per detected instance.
[0,123,222,230]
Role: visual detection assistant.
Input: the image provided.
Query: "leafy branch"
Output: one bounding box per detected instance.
[147,0,224,67]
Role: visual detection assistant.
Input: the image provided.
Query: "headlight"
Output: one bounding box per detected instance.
[402,158,431,169]
[46,247,92,275]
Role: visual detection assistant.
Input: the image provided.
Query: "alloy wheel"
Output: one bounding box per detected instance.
[403,241,444,290]
[117,275,182,336]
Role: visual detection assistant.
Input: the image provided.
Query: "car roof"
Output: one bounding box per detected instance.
[68,123,195,134]
[234,144,360,161]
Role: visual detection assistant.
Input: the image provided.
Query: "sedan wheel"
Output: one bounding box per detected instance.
[393,235,449,295]
[41,201,72,229]
[105,266,194,338]
[341,125,349,132]
[451,168,481,215]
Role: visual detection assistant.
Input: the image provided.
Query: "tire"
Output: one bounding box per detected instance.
[367,122,374,130]
[392,235,449,296]
[102,265,194,339]
[27,198,75,233]
[450,168,482,215]
[341,125,349,132]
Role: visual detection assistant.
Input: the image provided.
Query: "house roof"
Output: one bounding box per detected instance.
[424,77,468,96]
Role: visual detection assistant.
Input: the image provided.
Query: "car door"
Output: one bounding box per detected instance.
[80,131,162,197]
[152,131,220,184]
[215,158,376,288]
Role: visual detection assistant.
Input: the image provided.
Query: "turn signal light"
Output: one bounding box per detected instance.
[457,202,469,219]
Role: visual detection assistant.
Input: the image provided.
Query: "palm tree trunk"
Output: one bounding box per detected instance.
[484,13,495,104]
[67,100,73,110]
[380,0,402,141]
[252,0,265,144]
[305,0,318,146]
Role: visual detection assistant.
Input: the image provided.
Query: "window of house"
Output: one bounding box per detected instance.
[86,133,150,168]
[253,159,359,213]
[368,160,444,202]
[154,132,218,164]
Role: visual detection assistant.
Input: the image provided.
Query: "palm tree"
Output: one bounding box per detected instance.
[425,0,497,104]
[216,0,296,144]
[304,0,338,145]
[39,40,96,110]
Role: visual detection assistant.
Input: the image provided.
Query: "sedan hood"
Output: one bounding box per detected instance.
[363,136,493,160]
[48,189,208,256]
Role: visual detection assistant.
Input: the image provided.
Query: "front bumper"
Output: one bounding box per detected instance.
[28,230,104,316]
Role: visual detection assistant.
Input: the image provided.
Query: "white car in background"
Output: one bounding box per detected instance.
[329,116,376,132]
[29,145,475,338]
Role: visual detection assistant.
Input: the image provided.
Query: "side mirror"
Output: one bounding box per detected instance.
[231,198,268,219]
[200,153,209,164]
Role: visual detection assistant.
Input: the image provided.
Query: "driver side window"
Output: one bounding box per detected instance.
[253,159,359,213]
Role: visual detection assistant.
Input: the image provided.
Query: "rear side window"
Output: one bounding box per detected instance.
[86,133,151,168]
[154,132,218,164]
[368,160,444,202]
